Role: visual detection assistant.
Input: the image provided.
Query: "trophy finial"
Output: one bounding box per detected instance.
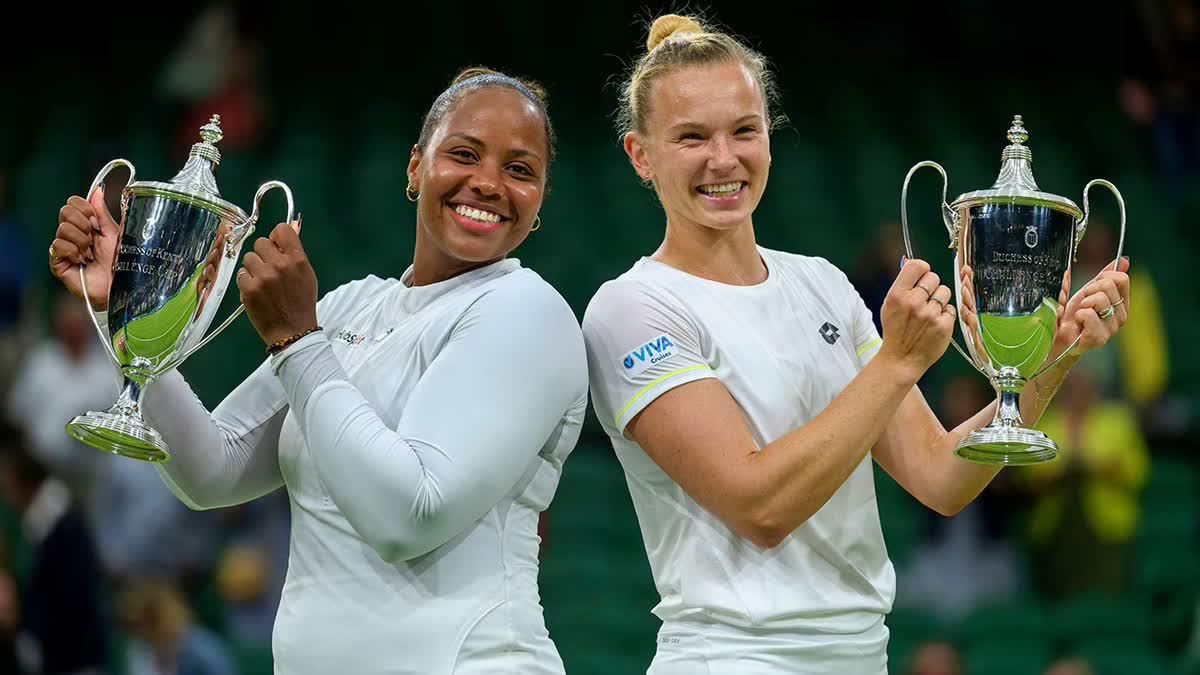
[1007,115,1028,146]
[199,114,224,146]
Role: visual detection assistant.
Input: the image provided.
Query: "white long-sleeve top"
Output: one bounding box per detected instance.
[140,258,588,674]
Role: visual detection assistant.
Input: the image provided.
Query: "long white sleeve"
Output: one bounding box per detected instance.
[140,277,387,510]
[144,364,287,509]
[271,281,586,563]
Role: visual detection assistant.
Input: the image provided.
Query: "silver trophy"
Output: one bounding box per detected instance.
[901,115,1125,465]
[66,115,295,462]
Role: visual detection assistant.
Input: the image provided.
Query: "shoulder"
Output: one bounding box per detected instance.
[582,265,691,332]
[765,247,861,298]
[764,247,848,280]
[472,267,580,331]
[316,274,393,317]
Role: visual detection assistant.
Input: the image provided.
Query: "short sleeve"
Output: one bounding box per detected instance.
[821,259,882,368]
[582,280,716,435]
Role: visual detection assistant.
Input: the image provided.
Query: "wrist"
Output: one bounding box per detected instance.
[869,351,924,389]
[265,325,323,355]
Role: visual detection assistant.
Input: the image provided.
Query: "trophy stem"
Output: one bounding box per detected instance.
[954,367,1058,466]
[65,371,169,463]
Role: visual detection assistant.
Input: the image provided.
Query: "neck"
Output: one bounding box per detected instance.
[652,216,765,285]
[410,230,502,287]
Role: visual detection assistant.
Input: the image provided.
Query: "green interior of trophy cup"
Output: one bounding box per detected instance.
[978,298,1059,380]
[965,201,1076,380]
[107,190,231,369]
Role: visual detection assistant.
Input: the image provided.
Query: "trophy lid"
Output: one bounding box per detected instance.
[949,115,1082,219]
[126,114,249,223]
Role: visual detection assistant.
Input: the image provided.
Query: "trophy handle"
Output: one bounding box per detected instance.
[78,159,137,367]
[1031,179,1127,379]
[900,161,983,374]
[171,180,296,366]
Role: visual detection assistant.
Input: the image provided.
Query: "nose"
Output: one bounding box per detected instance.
[468,162,502,199]
[707,135,737,174]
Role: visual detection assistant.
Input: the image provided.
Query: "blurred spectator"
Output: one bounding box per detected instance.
[120,579,235,675]
[158,2,267,163]
[1044,657,1096,675]
[1120,0,1200,198]
[212,493,290,647]
[0,562,23,674]
[0,420,107,675]
[0,168,36,403]
[4,289,118,505]
[1073,218,1190,442]
[894,374,1024,621]
[906,640,963,675]
[1021,367,1150,602]
[90,457,225,589]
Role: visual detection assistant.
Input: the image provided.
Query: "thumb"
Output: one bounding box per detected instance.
[88,185,119,234]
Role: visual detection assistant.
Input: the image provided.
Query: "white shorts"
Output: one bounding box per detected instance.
[647,616,889,675]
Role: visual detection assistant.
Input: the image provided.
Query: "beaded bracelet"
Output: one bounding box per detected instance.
[266,326,323,355]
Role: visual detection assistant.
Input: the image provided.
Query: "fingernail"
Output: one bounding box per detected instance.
[900,255,907,270]
[90,217,100,231]
[1122,255,1130,266]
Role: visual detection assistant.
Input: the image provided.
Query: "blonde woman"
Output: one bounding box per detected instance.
[582,14,1131,673]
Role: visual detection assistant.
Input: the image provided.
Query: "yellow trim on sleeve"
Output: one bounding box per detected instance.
[856,338,882,357]
[614,365,712,426]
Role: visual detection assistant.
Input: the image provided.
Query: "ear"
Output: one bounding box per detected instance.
[406,145,422,188]
[623,132,653,184]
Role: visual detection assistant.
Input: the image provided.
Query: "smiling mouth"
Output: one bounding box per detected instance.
[451,204,507,224]
[696,181,747,196]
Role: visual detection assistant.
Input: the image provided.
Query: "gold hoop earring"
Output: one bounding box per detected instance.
[530,215,541,232]
[406,183,419,202]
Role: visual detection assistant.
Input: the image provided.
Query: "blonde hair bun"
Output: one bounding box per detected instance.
[647,14,704,50]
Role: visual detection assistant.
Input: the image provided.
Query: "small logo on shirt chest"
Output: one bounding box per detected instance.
[818,322,841,345]
[335,329,366,346]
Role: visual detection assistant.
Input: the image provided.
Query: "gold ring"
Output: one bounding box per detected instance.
[1112,296,1125,307]
[916,284,933,298]
[1098,305,1115,320]
[48,244,61,263]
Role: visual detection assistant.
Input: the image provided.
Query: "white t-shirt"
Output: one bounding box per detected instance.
[142,258,588,674]
[582,246,894,671]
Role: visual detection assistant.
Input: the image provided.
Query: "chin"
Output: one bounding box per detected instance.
[444,233,509,263]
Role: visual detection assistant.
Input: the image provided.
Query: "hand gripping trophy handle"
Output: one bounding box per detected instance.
[78,159,137,366]
[169,180,296,368]
[900,161,985,374]
[1022,178,1127,380]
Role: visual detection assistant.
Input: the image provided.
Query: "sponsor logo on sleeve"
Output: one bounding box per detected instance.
[621,334,677,377]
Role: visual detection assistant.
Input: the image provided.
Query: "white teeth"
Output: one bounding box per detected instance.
[699,182,744,195]
[454,205,502,223]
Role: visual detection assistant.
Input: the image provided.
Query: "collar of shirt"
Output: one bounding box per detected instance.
[392,258,522,316]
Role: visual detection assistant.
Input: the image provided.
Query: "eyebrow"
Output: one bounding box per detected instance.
[445,133,543,163]
[666,114,762,135]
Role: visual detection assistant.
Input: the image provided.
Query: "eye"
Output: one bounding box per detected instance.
[678,132,703,142]
[448,148,478,162]
[507,163,535,178]
[736,125,758,135]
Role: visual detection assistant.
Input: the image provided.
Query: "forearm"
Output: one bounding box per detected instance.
[748,356,917,538]
[144,368,286,510]
[902,353,1079,515]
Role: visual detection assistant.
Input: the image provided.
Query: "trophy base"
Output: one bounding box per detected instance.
[66,410,169,463]
[954,427,1058,466]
